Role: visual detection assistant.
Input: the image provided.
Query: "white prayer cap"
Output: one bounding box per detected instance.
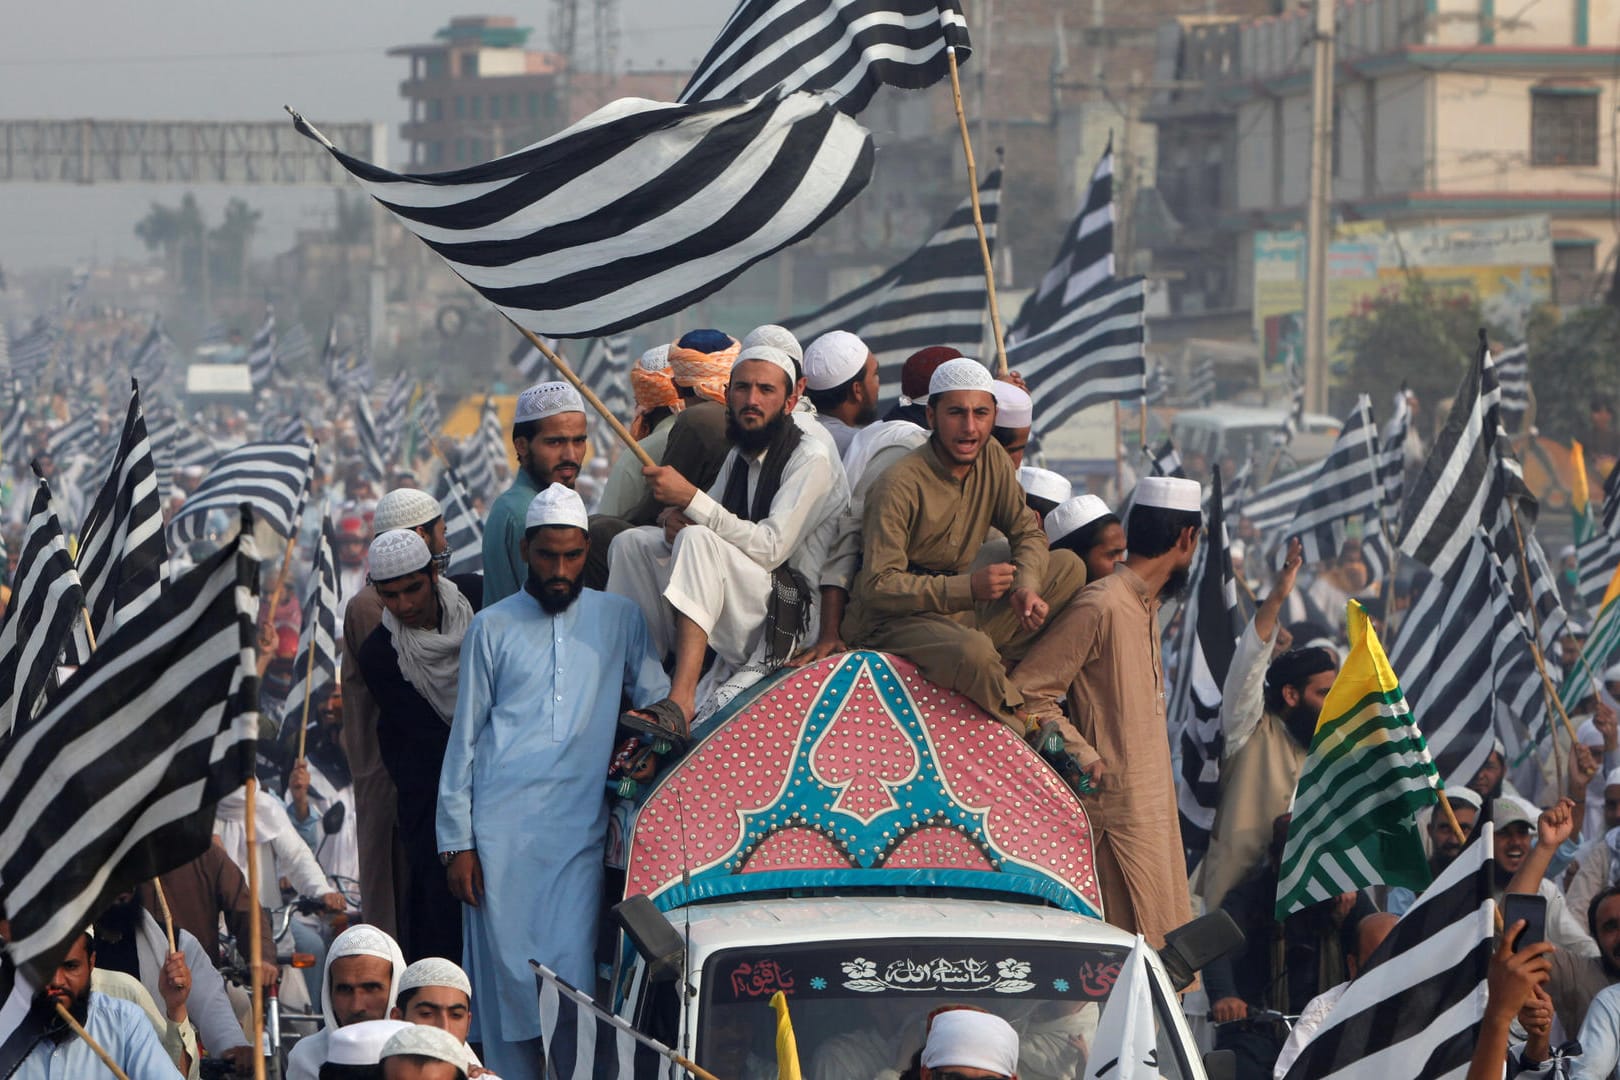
[732,343,797,384]
[1494,796,1539,829]
[1135,475,1202,513]
[1569,620,1589,638]
[1045,494,1114,544]
[1017,466,1071,506]
[1579,718,1603,747]
[368,530,432,583]
[514,381,585,424]
[741,324,804,364]
[991,381,1033,428]
[1442,786,1483,812]
[1560,543,1578,560]
[373,487,441,533]
[920,1010,1020,1075]
[1605,663,1620,683]
[638,344,672,371]
[380,1024,472,1072]
[802,331,870,391]
[397,957,472,1000]
[526,483,588,531]
[928,357,994,397]
[325,1019,411,1065]
[1606,767,1620,788]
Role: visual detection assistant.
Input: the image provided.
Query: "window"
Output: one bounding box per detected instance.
[490,95,501,119]
[1555,239,1597,305]
[471,95,482,119]
[1531,86,1599,166]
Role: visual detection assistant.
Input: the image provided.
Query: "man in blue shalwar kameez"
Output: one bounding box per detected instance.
[437,482,670,1080]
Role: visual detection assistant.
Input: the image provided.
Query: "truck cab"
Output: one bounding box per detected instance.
[611,651,1223,1078]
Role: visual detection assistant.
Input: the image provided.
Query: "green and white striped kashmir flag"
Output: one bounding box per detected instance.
[1275,600,1442,919]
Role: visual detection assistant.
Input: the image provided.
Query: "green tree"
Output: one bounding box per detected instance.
[134,194,206,289]
[1334,278,1496,420]
[208,198,262,289]
[1524,304,1620,443]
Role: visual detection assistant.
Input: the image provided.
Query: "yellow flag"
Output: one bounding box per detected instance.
[1573,440,1591,515]
[769,991,802,1080]
[1603,559,1620,614]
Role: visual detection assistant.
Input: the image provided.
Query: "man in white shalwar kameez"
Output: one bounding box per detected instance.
[437,484,669,1080]
[607,343,845,726]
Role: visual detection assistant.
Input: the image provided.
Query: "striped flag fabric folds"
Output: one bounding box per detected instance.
[0,521,260,984]
[0,959,49,1079]
[577,335,635,419]
[281,517,339,745]
[1010,276,1146,436]
[509,334,562,384]
[1010,138,1113,342]
[1276,600,1441,918]
[354,394,390,481]
[377,370,415,465]
[75,381,169,640]
[168,440,313,547]
[533,962,676,1080]
[1577,461,1620,615]
[1494,342,1529,432]
[44,409,97,463]
[0,472,84,734]
[129,317,174,386]
[460,398,507,505]
[1280,822,1494,1079]
[0,382,27,468]
[1181,357,1217,408]
[783,169,999,397]
[1275,395,1383,569]
[434,466,486,576]
[291,91,875,338]
[678,0,970,115]
[7,319,56,379]
[247,308,277,391]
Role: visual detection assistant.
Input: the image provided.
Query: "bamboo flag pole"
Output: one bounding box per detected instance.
[152,878,177,954]
[509,320,655,468]
[54,1003,131,1080]
[944,46,1010,377]
[244,773,267,1080]
[296,633,318,761]
[670,1053,723,1080]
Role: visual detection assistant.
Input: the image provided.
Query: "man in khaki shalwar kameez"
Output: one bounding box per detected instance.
[841,357,1086,728]
[1011,475,1203,948]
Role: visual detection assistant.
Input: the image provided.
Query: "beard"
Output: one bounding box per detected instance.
[1283,704,1320,750]
[37,983,90,1043]
[725,408,788,454]
[527,570,584,613]
[1160,566,1191,602]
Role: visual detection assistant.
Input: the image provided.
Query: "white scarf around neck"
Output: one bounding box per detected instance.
[381,575,473,723]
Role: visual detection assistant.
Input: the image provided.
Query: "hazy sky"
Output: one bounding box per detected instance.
[0,0,733,271]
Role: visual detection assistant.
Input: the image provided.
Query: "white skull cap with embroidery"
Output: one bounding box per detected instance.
[397,957,472,999]
[1017,466,1071,505]
[379,1024,472,1071]
[325,1020,412,1066]
[1134,475,1202,513]
[927,357,995,397]
[526,483,588,531]
[1045,494,1114,544]
[920,1010,1020,1074]
[991,382,1033,427]
[638,344,672,372]
[368,529,432,583]
[741,324,804,364]
[514,380,585,424]
[802,330,870,391]
[1442,785,1483,812]
[373,487,441,533]
[733,344,797,383]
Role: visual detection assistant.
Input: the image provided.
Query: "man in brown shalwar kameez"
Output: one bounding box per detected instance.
[1011,475,1203,948]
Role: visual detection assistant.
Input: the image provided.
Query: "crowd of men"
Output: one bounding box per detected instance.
[9,316,1620,1079]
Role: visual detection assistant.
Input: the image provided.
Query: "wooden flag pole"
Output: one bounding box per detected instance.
[1434,788,1468,851]
[152,878,177,953]
[54,1003,131,1080]
[296,634,318,761]
[244,773,267,1080]
[509,321,655,468]
[945,46,1010,377]
[670,1052,723,1080]
[264,533,300,634]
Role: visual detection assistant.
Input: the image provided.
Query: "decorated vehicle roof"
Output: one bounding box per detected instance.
[623,650,1101,917]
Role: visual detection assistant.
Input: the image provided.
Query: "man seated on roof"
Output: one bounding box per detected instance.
[608,343,847,731]
[840,357,1086,735]
[622,330,740,527]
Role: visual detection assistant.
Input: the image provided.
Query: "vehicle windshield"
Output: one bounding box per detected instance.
[697,937,1191,1080]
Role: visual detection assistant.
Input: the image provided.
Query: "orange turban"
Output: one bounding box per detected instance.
[630,344,681,440]
[668,330,739,405]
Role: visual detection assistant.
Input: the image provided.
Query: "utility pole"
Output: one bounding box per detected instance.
[1303,0,1336,414]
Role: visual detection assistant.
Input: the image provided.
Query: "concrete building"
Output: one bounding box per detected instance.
[1145,0,1620,335]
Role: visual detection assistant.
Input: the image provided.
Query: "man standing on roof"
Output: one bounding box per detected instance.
[1011,475,1203,948]
[480,382,590,601]
[439,484,669,1080]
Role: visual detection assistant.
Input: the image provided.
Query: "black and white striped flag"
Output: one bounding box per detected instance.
[1494,342,1529,432]
[278,321,315,371]
[1240,464,1319,541]
[1010,138,1113,342]
[0,381,26,468]
[679,0,970,115]
[148,408,221,502]
[280,517,339,744]
[434,466,485,576]
[510,334,561,384]
[0,471,84,734]
[1180,357,1217,408]
[1275,395,1383,569]
[354,395,390,481]
[75,382,169,639]
[7,319,56,380]
[377,370,415,464]
[578,335,635,420]
[1010,276,1146,435]
[1171,467,1248,857]
[168,441,313,547]
[129,317,174,386]
[247,308,277,391]
[1577,461,1620,615]
[1279,822,1494,1080]
[44,409,97,463]
[1399,334,1531,576]
[291,91,874,337]
[1145,361,1172,406]
[1272,378,1306,448]
[783,169,999,399]
[533,962,677,1080]
[461,398,507,505]
[0,520,260,985]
